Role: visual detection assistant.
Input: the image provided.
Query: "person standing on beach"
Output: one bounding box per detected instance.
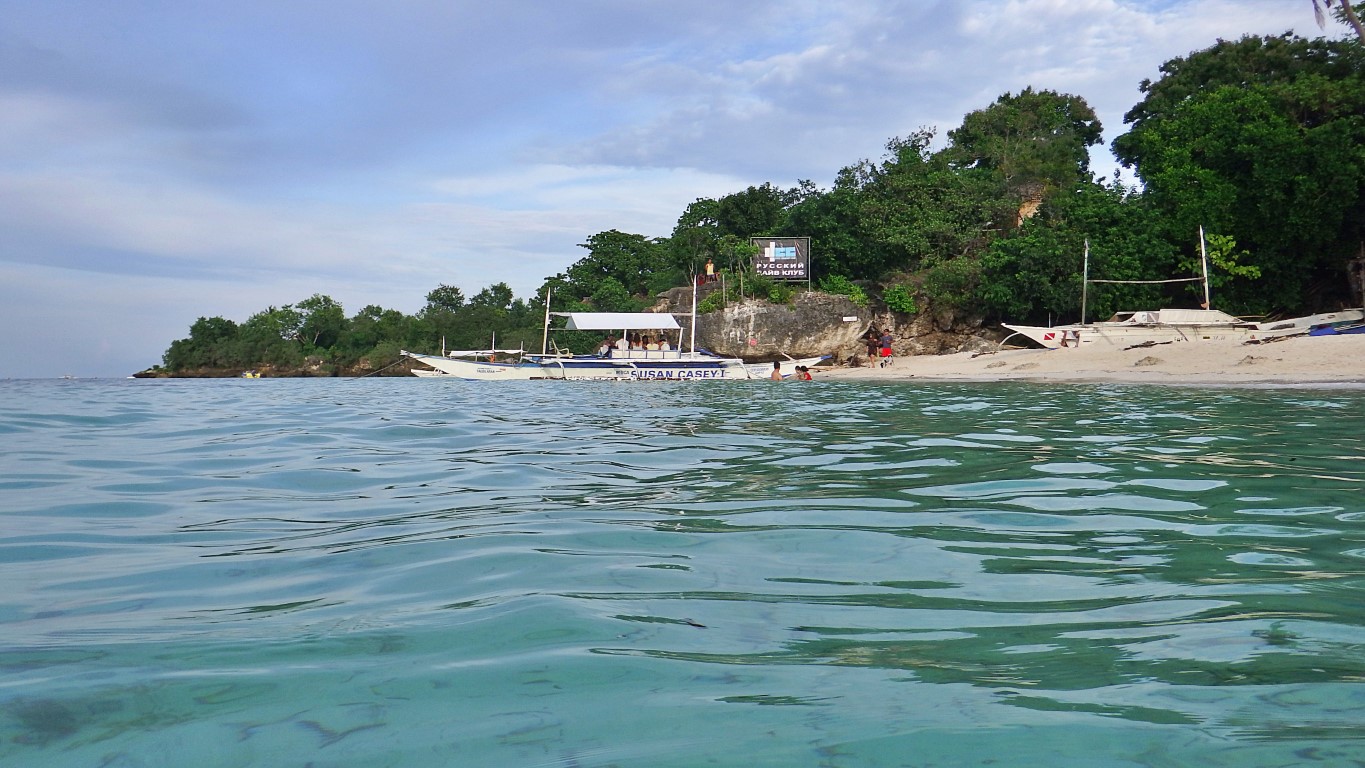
[864,328,880,367]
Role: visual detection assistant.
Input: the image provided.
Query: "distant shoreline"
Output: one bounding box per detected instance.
[126,334,1365,385]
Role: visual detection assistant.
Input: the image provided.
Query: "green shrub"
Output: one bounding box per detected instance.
[818,274,869,306]
[697,291,727,314]
[922,257,981,310]
[767,282,796,304]
[884,284,918,314]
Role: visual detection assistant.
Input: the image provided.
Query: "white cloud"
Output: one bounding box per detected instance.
[0,0,1322,376]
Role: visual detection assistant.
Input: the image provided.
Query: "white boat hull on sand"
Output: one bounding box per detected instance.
[1003,308,1365,350]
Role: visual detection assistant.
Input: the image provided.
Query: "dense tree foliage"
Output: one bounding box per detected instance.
[947,88,1103,203]
[1113,34,1365,313]
[565,230,668,302]
[977,181,1179,323]
[159,32,1365,372]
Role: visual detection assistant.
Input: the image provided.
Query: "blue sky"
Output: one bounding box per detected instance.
[0,0,1331,377]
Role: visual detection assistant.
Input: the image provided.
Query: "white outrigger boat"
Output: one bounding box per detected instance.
[1001,233,1364,349]
[406,348,542,380]
[1002,307,1365,349]
[403,309,826,381]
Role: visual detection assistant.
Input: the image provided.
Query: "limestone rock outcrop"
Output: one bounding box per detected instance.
[655,288,867,360]
[654,287,997,364]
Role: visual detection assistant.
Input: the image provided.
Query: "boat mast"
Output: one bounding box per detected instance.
[689,275,698,353]
[1198,225,1211,309]
[1081,239,1090,325]
[541,287,551,355]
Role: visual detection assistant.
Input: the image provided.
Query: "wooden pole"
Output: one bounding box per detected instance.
[1199,225,1211,309]
[1081,239,1089,325]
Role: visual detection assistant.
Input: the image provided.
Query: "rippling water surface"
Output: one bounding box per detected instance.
[2,377,1363,767]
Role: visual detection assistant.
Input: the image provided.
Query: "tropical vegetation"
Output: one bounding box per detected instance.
[157,30,1365,373]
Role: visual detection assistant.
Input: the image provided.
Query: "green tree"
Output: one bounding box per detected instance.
[162,315,240,369]
[977,181,1176,323]
[1113,34,1365,312]
[588,277,635,312]
[857,131,1012,272]
[337,304,416,365]
[237,306,304,367]
[469,282,514,310]
[786,178,883,280]
[668,198,723,278]
[714,183,796,238]
[568,230,666,302]
[667,184,801,285]
[424,284,465,313]
[295,294,346,350]
[946,88,1103,208]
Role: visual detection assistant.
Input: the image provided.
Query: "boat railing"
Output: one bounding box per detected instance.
[609,349,681,360]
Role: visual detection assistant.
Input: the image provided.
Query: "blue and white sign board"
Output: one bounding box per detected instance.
[751,237,809,281]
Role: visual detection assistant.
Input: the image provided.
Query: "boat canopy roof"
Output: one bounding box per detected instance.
[555,312,681,331]
[443,348,525,357]
[1109,309,1245,325]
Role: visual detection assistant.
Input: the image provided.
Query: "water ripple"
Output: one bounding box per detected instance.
[1,378,1363,765]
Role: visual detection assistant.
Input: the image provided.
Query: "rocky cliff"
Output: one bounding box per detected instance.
[655,286,999,366]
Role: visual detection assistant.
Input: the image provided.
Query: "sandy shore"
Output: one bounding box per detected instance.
[816,333,1365,386]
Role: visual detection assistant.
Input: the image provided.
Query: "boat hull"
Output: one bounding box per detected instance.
[536,356,746,380]
[743,356,831,379]
[404,350,829,381]
[1003,308,1365,349]
[402,352,545,380]
[1309,321,1365,336]
[1001,321,1250,349]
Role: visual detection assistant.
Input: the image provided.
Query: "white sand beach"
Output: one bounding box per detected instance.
[816,333,1365,386]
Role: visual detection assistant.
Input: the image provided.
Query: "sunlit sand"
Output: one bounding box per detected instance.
[817,333,1365,386]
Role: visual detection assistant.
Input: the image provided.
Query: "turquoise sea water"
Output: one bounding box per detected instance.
[2,377,1363,767]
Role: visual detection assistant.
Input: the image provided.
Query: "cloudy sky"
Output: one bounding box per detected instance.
[0,0,1336,377]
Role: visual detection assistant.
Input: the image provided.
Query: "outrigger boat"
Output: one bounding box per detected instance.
[403,306,826,381]
[405,348,542,380]
[1003,307,1365,349]
[1001,232,1364,349]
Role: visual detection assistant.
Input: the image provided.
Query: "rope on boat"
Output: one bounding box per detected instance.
[351,357,410,380]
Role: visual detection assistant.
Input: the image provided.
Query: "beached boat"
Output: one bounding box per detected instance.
[1001,234,1364,349]
[1308,320,1365,336]
[403,312,827,381]
[1003,308,1365,350]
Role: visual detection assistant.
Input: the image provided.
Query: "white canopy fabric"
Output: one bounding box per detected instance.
[442,348,525,357]
[557,312,681,331]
